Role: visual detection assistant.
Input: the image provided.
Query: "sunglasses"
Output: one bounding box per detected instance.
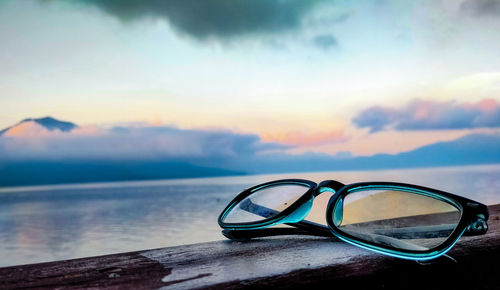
[218,179,489,260]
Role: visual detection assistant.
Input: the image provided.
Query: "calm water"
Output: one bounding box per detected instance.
[0,165,499,267]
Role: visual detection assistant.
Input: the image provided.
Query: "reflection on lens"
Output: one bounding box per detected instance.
[334,188,461,251]
[223,184,310,223]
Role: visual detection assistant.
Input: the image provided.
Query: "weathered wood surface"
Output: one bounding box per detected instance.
[1,204,499,290]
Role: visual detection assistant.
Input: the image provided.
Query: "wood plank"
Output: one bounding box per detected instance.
[1,204,499,290]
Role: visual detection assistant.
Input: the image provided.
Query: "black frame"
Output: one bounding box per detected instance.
[326,181,489,260]
[218,179,489,260]
[218,179,344,238]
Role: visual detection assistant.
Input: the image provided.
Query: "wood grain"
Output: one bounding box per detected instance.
[1,204,499,290]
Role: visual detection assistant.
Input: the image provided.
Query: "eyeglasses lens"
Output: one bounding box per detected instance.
[222,184,310,224]
[333,188,461,251]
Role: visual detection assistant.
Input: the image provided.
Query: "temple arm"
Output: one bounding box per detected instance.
[224,198,332,239]
[370,222,486,239]
[222,226,333,240]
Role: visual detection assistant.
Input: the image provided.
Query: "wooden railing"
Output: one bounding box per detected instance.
[1,204,499,289]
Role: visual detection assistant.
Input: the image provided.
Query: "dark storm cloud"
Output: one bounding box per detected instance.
[352,99,500,133]
[70,0,324,41]
[312,34,338,50]
[460,0,500,17]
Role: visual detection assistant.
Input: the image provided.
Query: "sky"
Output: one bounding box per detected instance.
[1,0,500,158]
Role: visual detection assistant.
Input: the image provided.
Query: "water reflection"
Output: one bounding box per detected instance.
[0,165,498,267]
[0,184,246,266]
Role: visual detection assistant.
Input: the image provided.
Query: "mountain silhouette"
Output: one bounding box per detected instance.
[228,133,500,173]
[0,117,77,136]
[0,116,498,187]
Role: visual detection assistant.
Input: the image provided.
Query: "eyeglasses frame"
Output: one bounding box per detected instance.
[218,179,489,260]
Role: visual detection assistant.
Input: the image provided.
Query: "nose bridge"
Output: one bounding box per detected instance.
[315,180,345,196]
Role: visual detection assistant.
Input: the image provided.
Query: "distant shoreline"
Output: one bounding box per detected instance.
[1,163,499,193]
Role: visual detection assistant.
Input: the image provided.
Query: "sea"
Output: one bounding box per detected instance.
[0,164,499,267]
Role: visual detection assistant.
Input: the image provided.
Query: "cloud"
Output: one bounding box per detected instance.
[460,0,500,17]
[0,124,289,161]
[3,121,52,138]
[352,106,396,133]
[312,34,338,50]
[65,0,325,41]
[353,98,500,132]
